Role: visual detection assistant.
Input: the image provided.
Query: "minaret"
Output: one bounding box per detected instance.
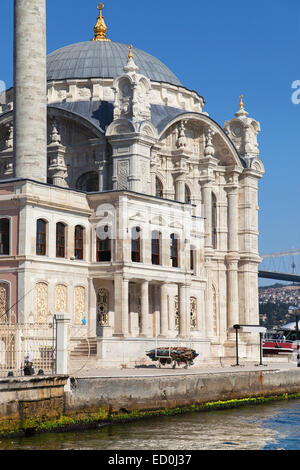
[13,0,47,183]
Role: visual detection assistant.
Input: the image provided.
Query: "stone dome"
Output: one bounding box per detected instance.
[47,41,182,86]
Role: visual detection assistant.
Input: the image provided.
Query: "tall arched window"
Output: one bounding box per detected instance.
[190,246,195,272]
[170,233,179,268]
[212,193,217,249]
[185,185,191,204]
[36,219,47,256]
[0,218,10,256]
[97,225,111,262]
[74,225,84,260]
[56,222,66,258]
[76,172,99,193]
[151,231,161,265]
[131,227,141,263]
[155,177,163,198]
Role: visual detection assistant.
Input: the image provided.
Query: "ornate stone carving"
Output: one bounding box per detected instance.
[224,98,261,160]
[74,286,85,324]
[48,120,68,187]
[118,160,129,190]
[204,127,215,158]
[112,47,152,123]
[35,282,48,323]
[55,284,67,313]
[176,121,187,149]
[0,283,8,324]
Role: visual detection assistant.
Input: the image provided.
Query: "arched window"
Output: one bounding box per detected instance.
[0,218,10,255]
[76,172,99,193]
[36,219,47,256]
[151,231,161,265]
[155,177,163,198]
[212,193,217,249]
[185,185,191,204]
[56,222,66,258]
[97,225,111,262]
[170,233,179,268]
[74,225,84,260]
[131,227,141,263]
[190,246,195,272]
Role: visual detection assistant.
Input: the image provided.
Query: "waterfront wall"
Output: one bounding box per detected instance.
[65,368,300,415]
[0,376,68,427]
[1,368,300,435]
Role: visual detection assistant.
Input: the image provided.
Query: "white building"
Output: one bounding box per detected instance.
[0,2,265,368]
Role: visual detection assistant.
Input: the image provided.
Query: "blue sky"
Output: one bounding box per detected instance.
[0,0,299,273]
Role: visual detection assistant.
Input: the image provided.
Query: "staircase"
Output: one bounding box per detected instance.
[70,338,97,358]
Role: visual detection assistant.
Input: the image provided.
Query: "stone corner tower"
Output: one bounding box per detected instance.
[13,0,47,183]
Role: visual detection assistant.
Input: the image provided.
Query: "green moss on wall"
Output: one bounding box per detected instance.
[1,392,300,438]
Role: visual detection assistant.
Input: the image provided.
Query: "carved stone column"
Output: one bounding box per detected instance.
[95,159,107,192]
[88,278,97,338]
[159,282,168,337]
[202,182,213,249]
[226,256,240,331]
[140,280,150,337]
[175,173,186,203]
[113,274,129,337]
[177,283,190,338]
[226,181,239,253]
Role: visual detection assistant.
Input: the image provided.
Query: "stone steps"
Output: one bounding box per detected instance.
[70,338,97,357]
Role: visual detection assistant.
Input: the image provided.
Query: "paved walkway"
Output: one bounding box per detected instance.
[72,360,298,378]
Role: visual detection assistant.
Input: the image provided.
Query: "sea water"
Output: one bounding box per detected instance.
[1,399,300,450]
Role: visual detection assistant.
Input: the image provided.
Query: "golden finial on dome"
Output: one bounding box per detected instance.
[128,45,133,60]
[92,2,111,42]
[239,94,244,110]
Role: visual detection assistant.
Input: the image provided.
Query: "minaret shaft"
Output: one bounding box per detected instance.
[13,0,47,183]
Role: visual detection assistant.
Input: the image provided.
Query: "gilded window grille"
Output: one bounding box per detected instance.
[97,288,109,327]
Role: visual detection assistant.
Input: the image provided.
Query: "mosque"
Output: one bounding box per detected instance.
[0,1,265,367]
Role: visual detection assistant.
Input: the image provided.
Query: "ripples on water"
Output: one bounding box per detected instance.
[1,400,300,450]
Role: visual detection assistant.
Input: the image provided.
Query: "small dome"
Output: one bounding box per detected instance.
[47,41,182,86]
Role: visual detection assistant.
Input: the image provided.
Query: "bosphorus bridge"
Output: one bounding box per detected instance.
[259,249,300,283]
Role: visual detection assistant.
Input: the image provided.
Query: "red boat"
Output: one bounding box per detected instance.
[263,321,299,355]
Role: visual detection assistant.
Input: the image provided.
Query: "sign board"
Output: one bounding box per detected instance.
[241,326,266,334]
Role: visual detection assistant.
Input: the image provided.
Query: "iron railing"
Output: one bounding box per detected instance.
[0,321,56,377]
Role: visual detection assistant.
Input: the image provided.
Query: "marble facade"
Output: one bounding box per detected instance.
[0,1,265,367]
